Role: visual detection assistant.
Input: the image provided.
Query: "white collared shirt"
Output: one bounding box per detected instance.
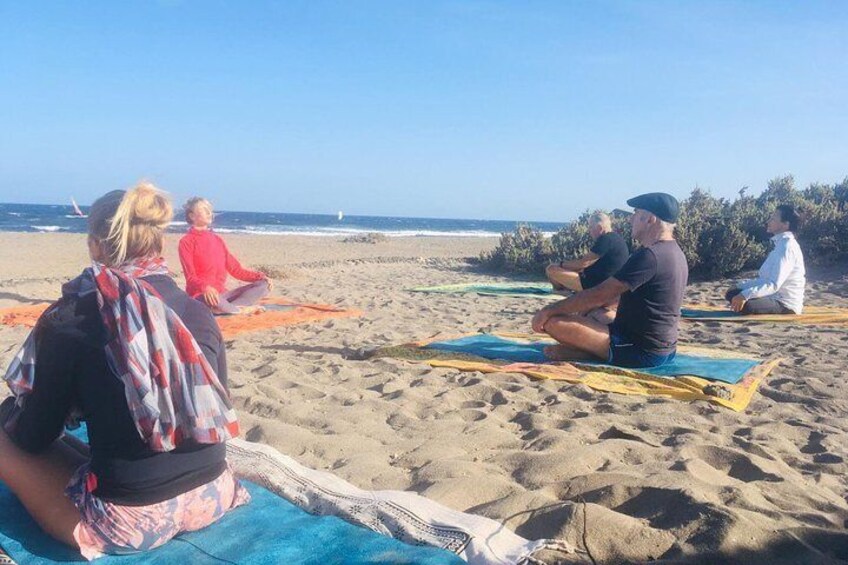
[738,231,806,313]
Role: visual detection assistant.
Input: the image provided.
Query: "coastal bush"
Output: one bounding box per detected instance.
[342,232,389,244]
[480,175,848,279]
[676,188,766,278]
[479,224,552,274]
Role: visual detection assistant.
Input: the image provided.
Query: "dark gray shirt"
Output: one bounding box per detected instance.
[581,232,630,289]
[611,240,688,355]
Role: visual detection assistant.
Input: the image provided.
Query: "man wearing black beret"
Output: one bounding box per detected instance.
[532,192,689,368]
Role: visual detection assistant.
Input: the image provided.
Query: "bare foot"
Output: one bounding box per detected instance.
[544,345,573,361]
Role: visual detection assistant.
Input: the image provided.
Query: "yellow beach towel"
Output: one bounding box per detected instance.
[682,304,848,325]
[373,332,780,412]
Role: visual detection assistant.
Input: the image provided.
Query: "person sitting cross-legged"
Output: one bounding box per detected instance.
[532,193,688,368]
[545,211,629,323]
[725,204,805,315]
[179,197,271,315]
[0,184,248,560]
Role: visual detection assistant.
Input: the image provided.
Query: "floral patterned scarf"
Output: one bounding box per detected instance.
[3,257,239,451]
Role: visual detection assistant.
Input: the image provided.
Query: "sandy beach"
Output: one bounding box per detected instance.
[1,232,846,564]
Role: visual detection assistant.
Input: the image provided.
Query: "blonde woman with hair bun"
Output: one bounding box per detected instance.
[1,182,249,559]
[179,196,271,314]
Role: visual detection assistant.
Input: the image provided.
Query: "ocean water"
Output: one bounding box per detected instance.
[0,203,564,238]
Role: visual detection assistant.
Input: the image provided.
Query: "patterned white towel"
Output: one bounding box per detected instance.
[226,438,578,565]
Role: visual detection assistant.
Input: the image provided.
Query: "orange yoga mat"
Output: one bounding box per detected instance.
[216,298,361,338]
[0,304,49,329]
[0,297,360,339]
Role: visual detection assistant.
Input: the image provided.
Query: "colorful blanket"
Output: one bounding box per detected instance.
[0,426,561,565]
[0,481,462,565]
[0,298,361,339]
[682,304,848,325]
[373,333,780,412]
[425,334,759,383]
[409,282,557,298]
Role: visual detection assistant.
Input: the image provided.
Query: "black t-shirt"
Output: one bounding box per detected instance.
[3,274,229,505]
[581,232,630,289]
[610,240,688,355]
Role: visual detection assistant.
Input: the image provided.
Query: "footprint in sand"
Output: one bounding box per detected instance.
[694,445,784,483]
[800,431,828,454]
[251,365,275,379]
[800,431,845,464]
[460,400,487,409]
[730,435,776,461]
[599,426,660,447]
[571,484,708,532]
[460,409,487,422]
[460,376,484,387]
[245,425,266,443]
[237,397,281,419]
[813,453,844,464]
[594,402,617,414]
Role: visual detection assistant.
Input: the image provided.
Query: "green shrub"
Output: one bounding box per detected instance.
[342,232,388,244]
[676,188,766,278]
[798,179,848,259]
[481,175,848,279]
[479,224,552,274]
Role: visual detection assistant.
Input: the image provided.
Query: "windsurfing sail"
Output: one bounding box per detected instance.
[338,210,344,221]
[71,198,86,218]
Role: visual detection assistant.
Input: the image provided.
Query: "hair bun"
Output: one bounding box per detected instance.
[128,182,173,228]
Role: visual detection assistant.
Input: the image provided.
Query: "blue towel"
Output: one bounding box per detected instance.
[427,334,550,364]
[411,283,554,297]
[425,334,759,384]
[681,308,742,319]
[0,427,462,565]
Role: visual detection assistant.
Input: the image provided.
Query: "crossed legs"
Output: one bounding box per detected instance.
[546,267,617,323]
[214,279,271,315]
[0,428,85,548]
[541,314,611,362]
[725,287,792,315]
[546,265,583,293]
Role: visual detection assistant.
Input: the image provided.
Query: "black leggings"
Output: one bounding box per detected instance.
[725,287,793,315]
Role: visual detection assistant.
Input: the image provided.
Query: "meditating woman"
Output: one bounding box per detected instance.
[179,197,271,314]
[0,183,248,560]
[726,204,806,315]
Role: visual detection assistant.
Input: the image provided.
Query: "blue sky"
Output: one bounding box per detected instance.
[0,1,846,221]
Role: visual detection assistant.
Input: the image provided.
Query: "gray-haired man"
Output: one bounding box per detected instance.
[546,211,629,322]
[533,193,688,368]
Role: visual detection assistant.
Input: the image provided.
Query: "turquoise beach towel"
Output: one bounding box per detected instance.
[426,334,759,384]
[681,308,747,319]
[0,427,462,565]
[409,282,555,298]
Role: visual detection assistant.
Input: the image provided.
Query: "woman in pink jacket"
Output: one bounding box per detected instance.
[179,197,271,314]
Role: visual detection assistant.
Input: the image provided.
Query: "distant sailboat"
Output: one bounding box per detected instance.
[71,197,87,218]
[338,211,344,221]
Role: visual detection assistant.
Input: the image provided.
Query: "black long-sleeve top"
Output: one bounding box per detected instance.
[2,274,229,505]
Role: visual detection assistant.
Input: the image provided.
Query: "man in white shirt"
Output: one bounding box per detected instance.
[725,204,806,315]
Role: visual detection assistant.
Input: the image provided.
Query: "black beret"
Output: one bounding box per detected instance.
[626,192,680,223]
